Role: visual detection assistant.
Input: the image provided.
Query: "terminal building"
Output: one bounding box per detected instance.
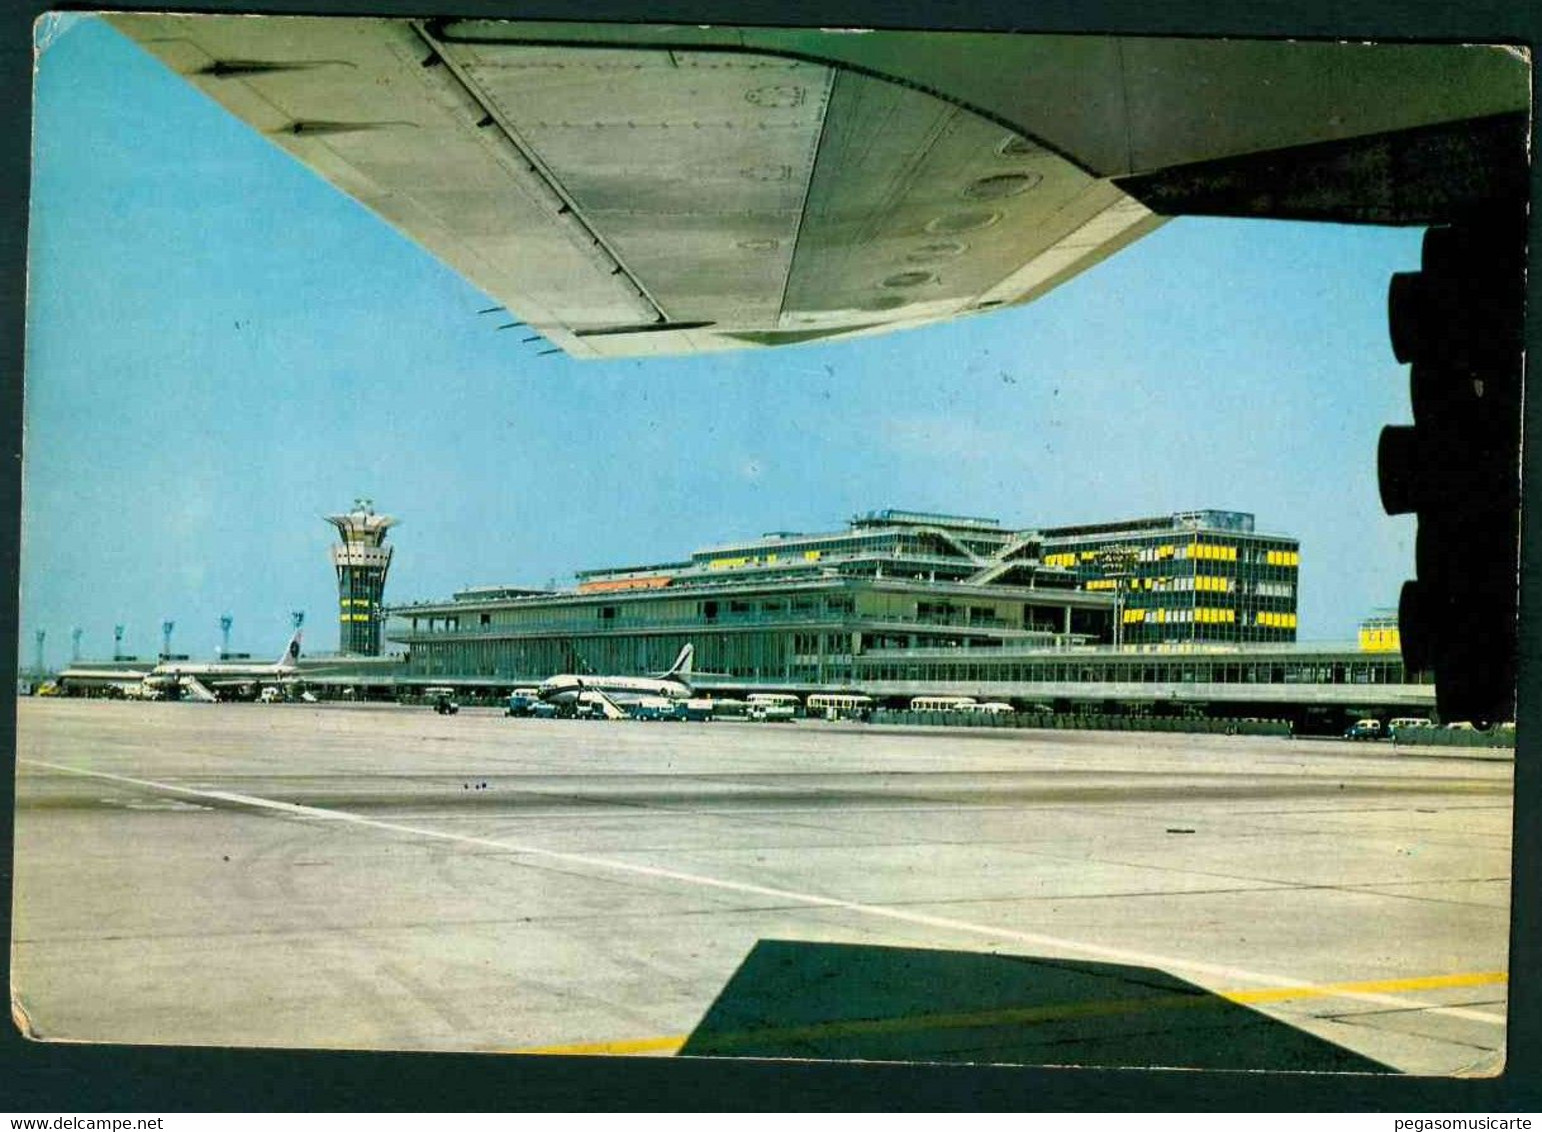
[383,506,1433,724]
[391,508,1302,685]
[379,508,1436,723]
[390,509,1113,688]
[1040,510,1301,645]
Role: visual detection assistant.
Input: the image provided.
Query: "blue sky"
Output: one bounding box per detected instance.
[21,15,1421,665]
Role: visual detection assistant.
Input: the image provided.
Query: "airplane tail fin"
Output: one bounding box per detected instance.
[662,643,694,680]
[277,630,303,669]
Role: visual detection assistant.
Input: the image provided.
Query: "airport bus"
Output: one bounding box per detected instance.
[959,701,1016,716]
[746,693,801,711]
[910,695,977,713]
[746,692,800,722]
[807,693,874,720]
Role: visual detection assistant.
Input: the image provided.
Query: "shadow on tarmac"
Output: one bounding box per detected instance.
[678,940,1394,1072]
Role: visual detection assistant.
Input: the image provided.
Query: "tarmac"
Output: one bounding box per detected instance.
[10,699,1513,1075]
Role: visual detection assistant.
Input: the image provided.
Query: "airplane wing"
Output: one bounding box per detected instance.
[56,666,152,684]
[103,16,1522,363]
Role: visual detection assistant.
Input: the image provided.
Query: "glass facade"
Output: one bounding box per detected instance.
[1040,511,1301,645]
[392,575,1112,684]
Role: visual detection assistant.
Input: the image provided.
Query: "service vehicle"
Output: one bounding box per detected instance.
[632,696,684,721]
[425,686,460,715]
[506,688,541,717]
[747,701,796,723]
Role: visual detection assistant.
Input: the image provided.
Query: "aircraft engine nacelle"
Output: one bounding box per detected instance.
[1379,217,1526,725]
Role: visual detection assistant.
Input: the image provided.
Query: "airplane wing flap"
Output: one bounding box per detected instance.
[782,71,1157,328]
[439,45,833,329]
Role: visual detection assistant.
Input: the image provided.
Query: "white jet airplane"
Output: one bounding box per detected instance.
[537,645,694,719]
[144,630,304,701]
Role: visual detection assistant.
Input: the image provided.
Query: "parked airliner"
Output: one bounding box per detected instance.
[537,645,693,718]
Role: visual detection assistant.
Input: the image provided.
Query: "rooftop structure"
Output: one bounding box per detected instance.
[579,509,1055,593]
[1359,610,1401,653]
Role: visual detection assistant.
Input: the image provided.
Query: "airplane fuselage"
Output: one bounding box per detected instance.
[538,674,690,704]
[146,661,289,684]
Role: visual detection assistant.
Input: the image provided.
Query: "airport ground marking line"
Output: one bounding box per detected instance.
[26,758,1506,1027]
[511,971,1509,1057]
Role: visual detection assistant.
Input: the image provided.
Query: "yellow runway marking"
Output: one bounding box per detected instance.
[516,1036,688,1057]
[1227,970,1507,1006]
[510,970,1508,1056]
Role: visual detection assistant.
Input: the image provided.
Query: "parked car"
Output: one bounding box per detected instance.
[1343,718,1382,740]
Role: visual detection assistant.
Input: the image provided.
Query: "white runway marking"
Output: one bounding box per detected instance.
[25,757,1506,1026]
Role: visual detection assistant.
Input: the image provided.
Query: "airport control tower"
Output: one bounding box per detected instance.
[326,499,398,655]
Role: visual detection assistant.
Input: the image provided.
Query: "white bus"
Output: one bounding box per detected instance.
[746,692,801,722]
[960,701,1016,716]
[806,693,874,720]
[746,693,802,709]
[910,695,977,713]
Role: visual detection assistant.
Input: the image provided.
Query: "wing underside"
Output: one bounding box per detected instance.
[104,15,1161,359]
[102,15,1526,360]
